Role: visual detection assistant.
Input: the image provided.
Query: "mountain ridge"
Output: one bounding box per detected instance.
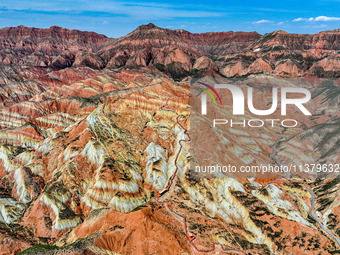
[0,23,339,79]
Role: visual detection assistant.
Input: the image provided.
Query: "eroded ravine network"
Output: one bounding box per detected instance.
[271,140,340,248]
[154,97,247,254]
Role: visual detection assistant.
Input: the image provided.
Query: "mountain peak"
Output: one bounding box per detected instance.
[49,25,63,30]
[268,30,289,35]
[137,23,158,30]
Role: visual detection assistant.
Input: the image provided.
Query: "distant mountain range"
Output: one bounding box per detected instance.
[0,23,339,80]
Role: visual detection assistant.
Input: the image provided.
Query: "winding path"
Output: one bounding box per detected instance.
[154,98,247,254]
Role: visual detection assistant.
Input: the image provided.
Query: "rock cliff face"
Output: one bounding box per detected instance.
[0,24,339,255]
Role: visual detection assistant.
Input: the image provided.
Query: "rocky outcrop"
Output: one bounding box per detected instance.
[274,59,300,76]
[193,56,218,71]
[309,57,340,77]
[73,51,105,69]
[248,58,272,74]
[221,58,272,77]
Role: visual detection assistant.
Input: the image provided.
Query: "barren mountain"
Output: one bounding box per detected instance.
[0,24,339,255]
[1,24,339,79]
[0,25,109,68]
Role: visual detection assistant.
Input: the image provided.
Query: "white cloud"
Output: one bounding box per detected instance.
[277,22,284,25]
[293,16,340,22]
[252,19,272,24]
[293,18,306,22]
[314,16,340,21]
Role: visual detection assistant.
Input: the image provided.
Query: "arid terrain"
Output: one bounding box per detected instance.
[0,24,339,255]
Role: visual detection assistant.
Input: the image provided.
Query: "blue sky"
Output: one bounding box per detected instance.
[0,0,339,37]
